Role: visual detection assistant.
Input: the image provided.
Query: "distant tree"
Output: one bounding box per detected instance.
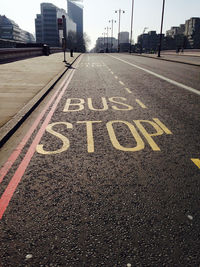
[66,31,77,50]
[66,31,90,52]
[83,32,91,52]
[76,33,86,52]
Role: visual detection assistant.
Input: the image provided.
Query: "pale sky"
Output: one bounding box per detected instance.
[1,0,200,49]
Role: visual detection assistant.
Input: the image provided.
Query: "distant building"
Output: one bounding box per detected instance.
[35,14,42,43]
[137,31,161,53]
[35,3,76,47]
[166,25,185,38]
[119,31,129,44]
[165,17,200,50]
[67,0,83,37]
[185,17,200,48]
[0,15,35,43]
[95,36,117,52]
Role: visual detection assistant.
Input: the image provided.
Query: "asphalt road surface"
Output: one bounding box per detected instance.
[0,54,200,267]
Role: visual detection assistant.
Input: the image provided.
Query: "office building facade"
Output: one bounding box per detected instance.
[185,17,200,48]
[119,31,129,44]
[0,15,35,43]
[67,0,83,37]
[35,3,76,47]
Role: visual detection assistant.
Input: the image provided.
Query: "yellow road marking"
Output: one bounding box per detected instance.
[135,99,147,108]
[119,81,125,86]
[107,120,144,151]
[77,121,102,153]
[153,118,172,134]
[191,158,200,169]
[125,88,132,94]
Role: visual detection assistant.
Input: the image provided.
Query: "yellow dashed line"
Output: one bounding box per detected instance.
[135,99,147,109]
[125,88,132,94]
[191,158,200,169]
[119,81,125,86]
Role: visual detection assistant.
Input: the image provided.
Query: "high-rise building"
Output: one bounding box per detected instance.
[119,32,129,44]
[185,17,200,48]
[95,36,118,52]
[67,0,83,37]
[35,14,42,43]
[166,24,185,38]
[35,3,76,47]
[137,31,162,53]
[0,15,35,43]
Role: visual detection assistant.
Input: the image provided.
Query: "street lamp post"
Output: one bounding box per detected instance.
[129,0,134,53]
[158,0,165,57]
[62,15,67,63]
[115,9,125,53]
[105,27,111,52]
[109,19,116,53]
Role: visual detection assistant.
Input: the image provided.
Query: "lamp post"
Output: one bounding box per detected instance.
[62,15,67,63]
[109,19,116,53]
[158,0,165,57]
[105,27,111,52]
[129,0,134,53]
[115,9,125,53]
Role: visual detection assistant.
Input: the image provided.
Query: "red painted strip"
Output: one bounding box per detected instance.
[0,64,74,184]
[0,57,81,219]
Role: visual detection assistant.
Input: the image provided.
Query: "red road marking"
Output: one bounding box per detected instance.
[0,57,80,184]
[0,56,82,219]
[0,83,61,183]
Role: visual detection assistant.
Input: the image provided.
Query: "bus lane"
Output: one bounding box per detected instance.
[0,53,199,266]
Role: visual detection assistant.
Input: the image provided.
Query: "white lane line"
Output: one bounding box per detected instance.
[119,81,125,86]
[135,99,147,108]
[125,88,132,94]
[115,76,118,79]
[109,55,200,96]
[111,71,114,74]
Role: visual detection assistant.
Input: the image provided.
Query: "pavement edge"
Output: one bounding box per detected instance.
[0,54,81,148]
[132,53,200,67]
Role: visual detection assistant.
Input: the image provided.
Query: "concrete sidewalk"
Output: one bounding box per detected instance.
[0,52,80,146]
[134,52,200,66]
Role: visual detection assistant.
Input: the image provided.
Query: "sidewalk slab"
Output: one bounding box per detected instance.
[0,52,80,146]
[133,53,200,67]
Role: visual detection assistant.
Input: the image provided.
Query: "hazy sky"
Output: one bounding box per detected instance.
[1,0,200,49]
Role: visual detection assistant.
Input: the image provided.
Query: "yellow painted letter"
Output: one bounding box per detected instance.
[109,97,133,111]
[36,122,73,155]
[88,97,108,111]
[77,121,102,153]
[106,120,144,151]
[63,98,85,112]
[134,120,165,151]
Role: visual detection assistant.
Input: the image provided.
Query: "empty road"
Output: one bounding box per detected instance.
[0,53,200,267]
